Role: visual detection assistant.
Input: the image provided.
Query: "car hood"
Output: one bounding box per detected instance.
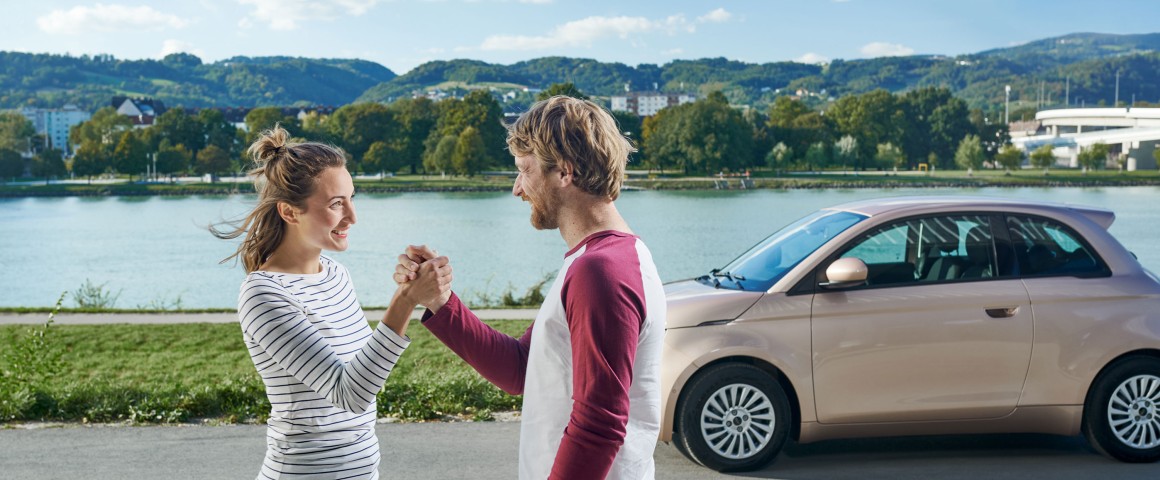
[663,279,765,329]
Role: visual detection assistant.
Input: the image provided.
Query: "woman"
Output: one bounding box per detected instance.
[213,126,451,479]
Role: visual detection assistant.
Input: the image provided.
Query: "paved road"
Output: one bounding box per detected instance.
[0,308,538,325]
[2,422,1157,479]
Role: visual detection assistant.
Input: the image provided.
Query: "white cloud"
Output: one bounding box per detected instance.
[37,4,188,34]
[479,13,704,51]
[159,39,205,59]
[663,48,684,55]
[860,41,915,57]
[517,0,553,3]
[237,0,382,30]
[795,52,830,64]
[697,8,732,23]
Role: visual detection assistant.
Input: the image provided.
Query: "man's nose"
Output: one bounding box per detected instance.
[512,177,523,197]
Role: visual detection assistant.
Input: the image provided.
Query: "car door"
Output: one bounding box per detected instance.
[810,213,1034,424]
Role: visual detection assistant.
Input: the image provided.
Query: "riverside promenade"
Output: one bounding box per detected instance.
[0,308,538,325]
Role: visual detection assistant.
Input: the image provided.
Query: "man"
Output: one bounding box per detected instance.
[396,95,666,479]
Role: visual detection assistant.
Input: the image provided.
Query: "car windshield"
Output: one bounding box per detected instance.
[699,210,866,291]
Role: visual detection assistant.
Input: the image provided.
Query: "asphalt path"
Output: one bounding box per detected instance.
[2,422,1158,479]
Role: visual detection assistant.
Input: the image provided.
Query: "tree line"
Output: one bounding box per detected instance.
[4,83,1145,184]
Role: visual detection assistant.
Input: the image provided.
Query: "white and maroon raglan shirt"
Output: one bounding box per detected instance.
[423,230,666,479]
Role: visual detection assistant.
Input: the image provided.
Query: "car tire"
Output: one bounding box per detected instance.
[676,363,791,472]
[1083,356,1160,463]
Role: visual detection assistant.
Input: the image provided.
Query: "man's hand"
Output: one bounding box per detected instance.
[394,245,452,312]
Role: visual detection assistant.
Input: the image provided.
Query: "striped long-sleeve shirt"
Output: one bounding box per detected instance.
[238,255,409,480]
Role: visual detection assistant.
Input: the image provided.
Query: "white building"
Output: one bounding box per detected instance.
[18,104,91,155]
[1010,107,1160,170]
[610,92,697,117]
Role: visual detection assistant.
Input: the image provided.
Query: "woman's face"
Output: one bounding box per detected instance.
[292,166,357,252]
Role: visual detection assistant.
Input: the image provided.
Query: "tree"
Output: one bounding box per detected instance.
[71,141,110,183]
[199,109,240,155]
[641,91,754,174]
[827,89,903,168]
[766,96,829,162]
[154,108,205,155]
[994,144,1023,173]
[536,82,589,101]
[32,148,66,184]
[70,107,131,147]
[1030,144,1056,172]
[834,135,859,170]
[766,142,793,172]
[244,107,298,144]
[453,127,486,176]
[155,142,191,181]
[330,102,401,170]
[426,90,506,169]
[363,141,406,176]
[113,130,148,181]
[0,112,35,153]
[804,142,828,171]
[195,144,231,180]
[424,135,457,176]
[954,134,985,171]
[389,97,439,174]
[0,148,24,180]
[1078,142,1110,171]
[874,143,906,170]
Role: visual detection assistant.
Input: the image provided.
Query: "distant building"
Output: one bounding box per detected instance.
[18,104,91,155]
[1011,107,1160,170]
[113,96,167,127]
[610,91,697,116]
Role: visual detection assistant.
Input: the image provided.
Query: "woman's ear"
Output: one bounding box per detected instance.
[277,202,300,225]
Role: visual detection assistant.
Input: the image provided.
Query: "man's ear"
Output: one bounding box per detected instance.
[556,161,574,187]
[277,202,300,225]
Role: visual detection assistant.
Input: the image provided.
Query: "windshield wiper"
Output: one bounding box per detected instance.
[709,268,746,289]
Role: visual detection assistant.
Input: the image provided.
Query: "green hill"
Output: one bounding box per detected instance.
[0,52,396,110]
[4,32,1159,113]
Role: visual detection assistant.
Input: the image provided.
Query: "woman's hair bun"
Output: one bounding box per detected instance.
[249,124,291,165]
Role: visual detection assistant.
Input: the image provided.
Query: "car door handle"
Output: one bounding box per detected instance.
[985,307,1020,318]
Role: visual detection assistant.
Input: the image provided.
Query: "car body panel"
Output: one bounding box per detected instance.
[811,278,1033,423]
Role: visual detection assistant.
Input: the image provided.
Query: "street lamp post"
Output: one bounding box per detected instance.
[1004,85,1011,124]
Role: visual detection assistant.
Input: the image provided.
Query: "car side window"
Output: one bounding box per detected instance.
[840,215,996,287]
[1005,215,1105,277]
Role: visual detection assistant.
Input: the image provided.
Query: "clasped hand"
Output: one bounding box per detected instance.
[393,244,453,310]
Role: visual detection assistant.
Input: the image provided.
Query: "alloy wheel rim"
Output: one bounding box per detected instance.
[700,383,776,459]
[1108,374,1160,449]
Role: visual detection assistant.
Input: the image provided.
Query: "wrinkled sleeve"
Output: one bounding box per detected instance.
[422,292,532,394]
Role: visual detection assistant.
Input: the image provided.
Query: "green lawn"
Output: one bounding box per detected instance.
[0,320,532,424]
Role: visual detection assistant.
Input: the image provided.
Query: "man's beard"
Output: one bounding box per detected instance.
[527,186,560,230]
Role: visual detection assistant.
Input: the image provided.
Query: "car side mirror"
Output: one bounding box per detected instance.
[820,257,868,289]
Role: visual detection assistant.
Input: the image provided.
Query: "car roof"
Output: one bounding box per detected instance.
[823,195,1116,229]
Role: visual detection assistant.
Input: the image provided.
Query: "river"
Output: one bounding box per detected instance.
[2,187,1158,309]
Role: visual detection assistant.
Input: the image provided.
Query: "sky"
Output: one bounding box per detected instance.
[3,0,1158,75]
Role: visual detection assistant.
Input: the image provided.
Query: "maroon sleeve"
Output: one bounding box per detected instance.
[421,292,533,395]
[550,250,646,479]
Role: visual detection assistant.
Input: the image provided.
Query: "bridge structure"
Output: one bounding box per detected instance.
[1009,107,1160,170]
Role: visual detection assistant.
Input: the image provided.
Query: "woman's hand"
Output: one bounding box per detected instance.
[394,245,452,311]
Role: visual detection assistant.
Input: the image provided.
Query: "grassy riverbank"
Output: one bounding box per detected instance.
[3,169,1159,198]
[0,321,531,425]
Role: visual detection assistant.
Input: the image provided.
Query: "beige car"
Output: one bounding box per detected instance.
[661,196,1160,472]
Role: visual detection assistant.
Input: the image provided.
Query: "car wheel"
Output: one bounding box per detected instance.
[1083,356,1160,463]
[677,363,791,472]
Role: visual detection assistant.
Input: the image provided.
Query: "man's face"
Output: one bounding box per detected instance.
[512,153,561,230]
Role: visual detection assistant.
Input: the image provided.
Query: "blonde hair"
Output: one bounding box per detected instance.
[506,96,635,200]
[211,125,347,272]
